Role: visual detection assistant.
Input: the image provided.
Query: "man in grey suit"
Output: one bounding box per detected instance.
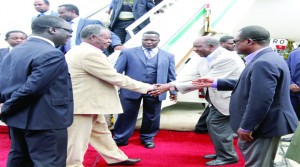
[192,25,299,167]
[154,36,244,166]
[57,4,123,55]
[113,31,176,149]
[32,0,58,21]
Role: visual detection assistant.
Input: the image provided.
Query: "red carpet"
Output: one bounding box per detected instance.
[0,126,244,166]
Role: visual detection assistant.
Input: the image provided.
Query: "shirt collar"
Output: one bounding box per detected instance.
[206,47,224,65]
[244,47,270,64]
[41,10,52,15]
[28,36,55,47]
[81,42,103,52]
[71,17,80,24]
[142,47,158,54]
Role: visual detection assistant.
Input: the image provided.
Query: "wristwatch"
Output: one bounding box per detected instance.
[169,83,177,91]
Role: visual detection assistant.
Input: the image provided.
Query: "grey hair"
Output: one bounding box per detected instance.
[203,36,220,47]
[80,25,107,39]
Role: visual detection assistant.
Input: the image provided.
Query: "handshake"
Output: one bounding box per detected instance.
[147,84,177,101]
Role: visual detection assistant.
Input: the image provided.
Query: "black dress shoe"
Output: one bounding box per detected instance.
[143,141,155,148]
[204,154,217,159]
[108,158,141,166]
[206,159,238,166]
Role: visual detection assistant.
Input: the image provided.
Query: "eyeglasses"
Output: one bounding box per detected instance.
[233,39,244,44]
[233,38,268,44]
[35,25,73,34]
[54,27,73,34]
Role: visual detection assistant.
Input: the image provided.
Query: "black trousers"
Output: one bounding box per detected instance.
[7,127,67,167]
[194,106,209,133]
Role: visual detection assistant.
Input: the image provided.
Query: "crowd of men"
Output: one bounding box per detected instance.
[0,0,299,167]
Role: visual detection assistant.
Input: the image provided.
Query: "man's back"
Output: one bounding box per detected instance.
[0,38,73,129]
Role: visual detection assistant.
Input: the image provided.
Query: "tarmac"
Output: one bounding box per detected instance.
[137,102,300,167]
[1,102,299,166]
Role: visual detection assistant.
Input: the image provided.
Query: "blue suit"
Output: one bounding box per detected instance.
[0,37,73,166]
[59,18,122,55]
[113,46,176,144]
[218,48,298,137]
[287,48,300,120]
[0,47,9,63]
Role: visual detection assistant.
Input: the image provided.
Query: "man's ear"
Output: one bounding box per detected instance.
[48,27,57,34]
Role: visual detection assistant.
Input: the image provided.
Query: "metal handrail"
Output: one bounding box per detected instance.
[125,0,175,38]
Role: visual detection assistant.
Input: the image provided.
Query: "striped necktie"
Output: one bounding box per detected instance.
[145,49,152,59]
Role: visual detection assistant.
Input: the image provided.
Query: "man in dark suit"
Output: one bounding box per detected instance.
[113,31,176,149]
[0,30,27,62]
[57,4,123,55]
[287,46,300,120]
[32,0,58,21]
[0,15,73,167]
[192,25,299,167]
[109,0,156,44]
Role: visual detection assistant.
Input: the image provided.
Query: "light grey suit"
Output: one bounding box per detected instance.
[173,47,245,161]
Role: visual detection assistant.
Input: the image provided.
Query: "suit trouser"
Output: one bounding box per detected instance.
[113,95,162,144]
[111,20,141,44]
[238,137,280,167]
[206,105,238,161]
[290,95,300,120]
[194,106,209,133]
[7,127,67,167]
[67,114,127,167]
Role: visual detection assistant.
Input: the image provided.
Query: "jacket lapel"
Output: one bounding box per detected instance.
[232,48,273,92]
[136,47,147,65]
[76,19,85,44]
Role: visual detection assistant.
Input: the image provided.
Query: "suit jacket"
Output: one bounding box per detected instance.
[58,18,122,54]
[65,42,151,115]
[109,0,155,29]
[218,48,298,137]
[0,47,9,63]
[286,48,300,97]
[114,46,176,101]
[31,10,59,22]
[0,37,73,130]
[174,47,245,115]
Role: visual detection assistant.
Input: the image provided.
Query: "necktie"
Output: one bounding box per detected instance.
[38,13,45,17]
[145,49,152,59]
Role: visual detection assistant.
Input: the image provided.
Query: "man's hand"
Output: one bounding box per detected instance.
[192,77,214,88]
[169,94,177,102]
[114,45,124,51]
[290,83,300,93]
[237,128,254,142]
[148,84,171,97]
